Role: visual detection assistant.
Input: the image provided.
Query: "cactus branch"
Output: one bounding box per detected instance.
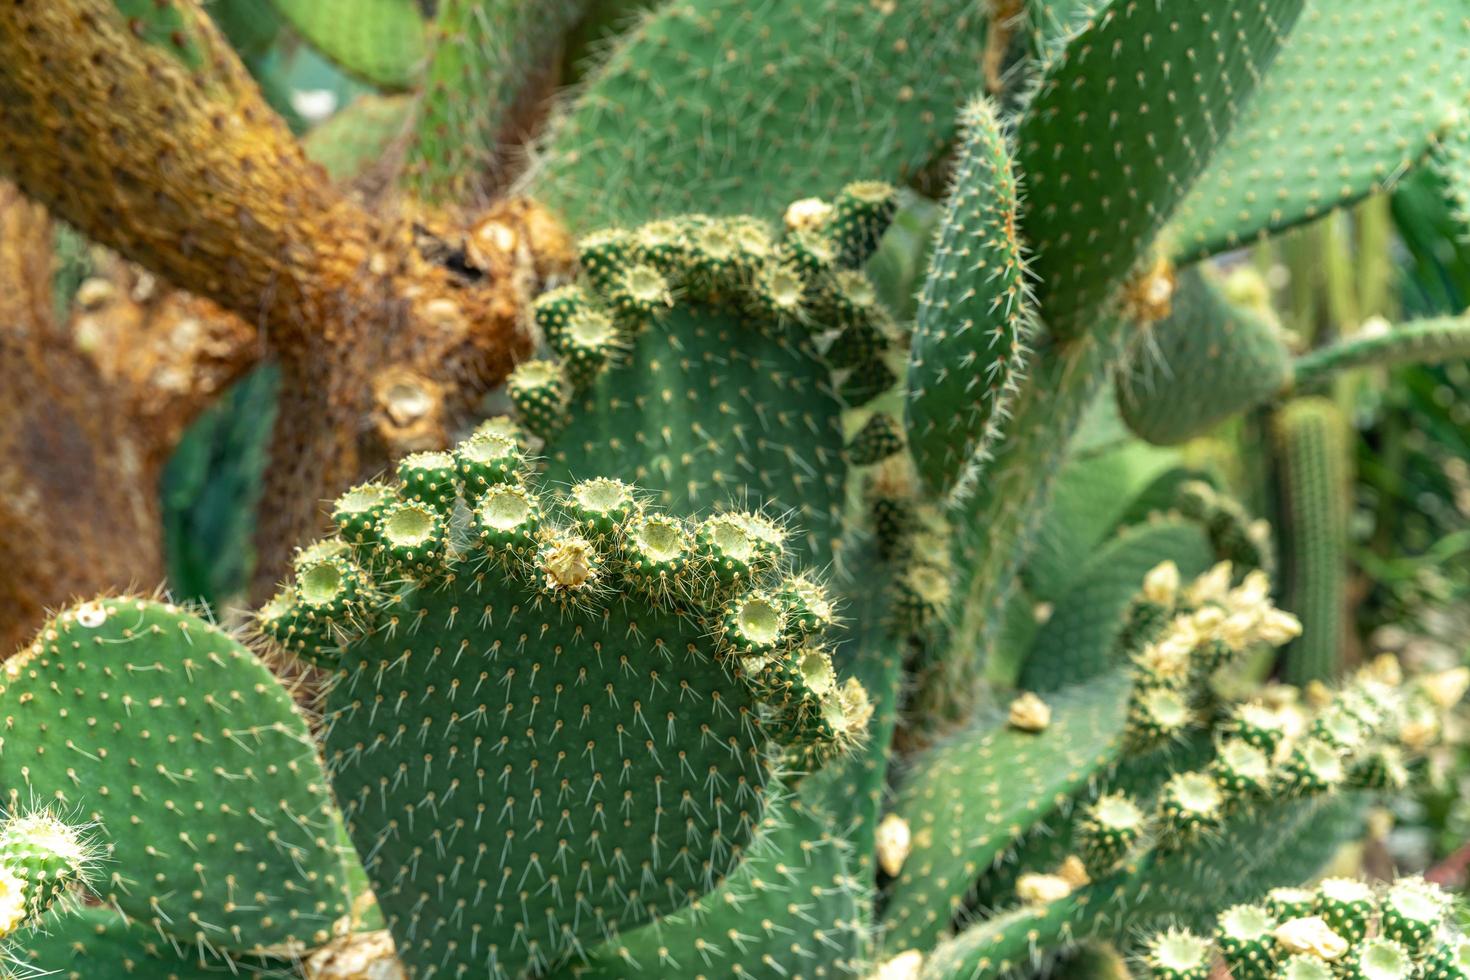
[1290,317,1470,389]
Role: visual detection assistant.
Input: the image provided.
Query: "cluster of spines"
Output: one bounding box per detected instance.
[504,184,902,443]
[1140,874,1466,980]
[0,810,93,947]
[255,424,868,755]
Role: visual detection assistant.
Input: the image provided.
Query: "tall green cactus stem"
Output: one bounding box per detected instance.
[1015,0,1305,338]
[0,598,354,957]
[1290,317,1470,389]
[1274,398,1351,684]
[535,0,992,228]
[267,0,427,90]
[1117,268,1291,446]
[1168,0,1470,260]
[543,789,866,979]
[905,95,1029,496]
[406,0,591,202]
[529,197,902,570]
[252,433,869,979]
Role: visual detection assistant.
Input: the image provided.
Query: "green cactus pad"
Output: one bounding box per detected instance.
[406,0,591,201]
[269,0,426,90]
[1020,519,1214,692]
[0,598,354,955]
[1117,268,1291,446]
[905,96,1029,497]
[1291,317,1470,389]
[8,905,236,979]
[1169,0,1470,260]
[259,436,867,979]
[1015,0,1305,337]
[544,790,864,979]
[535,0,992,228]
[881,670,1133,952]
[1274,398,1350,684]
[531,209,884,571]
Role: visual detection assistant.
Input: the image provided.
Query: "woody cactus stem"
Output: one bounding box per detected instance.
[0,0,572,592]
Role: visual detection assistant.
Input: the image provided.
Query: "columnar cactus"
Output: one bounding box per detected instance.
[1,1,1469,979]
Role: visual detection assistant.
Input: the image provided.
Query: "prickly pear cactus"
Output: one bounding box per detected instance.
[6,1,1470,978]
[259,430,870,978]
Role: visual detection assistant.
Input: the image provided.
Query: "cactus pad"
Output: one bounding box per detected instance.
[251,432,868,978]
[906,96,1029,496]
[0,598,354,956]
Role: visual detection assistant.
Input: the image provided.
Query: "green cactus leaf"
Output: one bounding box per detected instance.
[535,0,991,229]
[1169,0,1470,261]
[1023,434,1181,603]
[406,0,592,202]
[1292,316,1470,389]
[302,95,414,184]
[1016,0,1306,338]
[948,316,1140,695]
[8,905,244,979]
[1020,519,1214,692]
[880,670,1134,953]
[286,435,868,980]
[905,96,1030,497]
[269,0,426,91]
[1117,268,1292,446]
[544,789,866,979]
[1274,398,1350,684]
[532,202,905,573]
[0,598,355,956]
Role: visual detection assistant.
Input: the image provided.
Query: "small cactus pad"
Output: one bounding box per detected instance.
[1169,0,1470,260]
[1118,267,1292,446]
[0,598,354,955]
[251,433,866,978]
[1015,0,1305,337]
[905,96,1029,495]
[536,0,991,227]
[528,200,908,570]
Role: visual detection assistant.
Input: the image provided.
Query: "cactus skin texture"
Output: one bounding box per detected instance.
[1118,267,1292,446]
[535,0,991,228]
[1274,398,1351,685]
[905,95,1029,497]
[406,0,592,201]
[526,193,900,571]
[1290,317,1470,389]
[0,598,357,958]
[1015,0,1305,339]
[267,0,427,90]
[7,906,233,979]
[253,432,867,979]
[543,789,866,979]
[1169,0,1470,260]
